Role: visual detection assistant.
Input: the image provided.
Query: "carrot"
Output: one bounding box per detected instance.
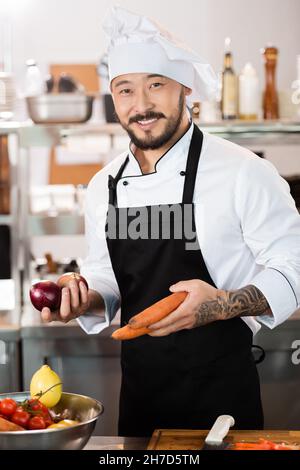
[128,292,187,329]
[111,324,151,341]
[0,416,25,432]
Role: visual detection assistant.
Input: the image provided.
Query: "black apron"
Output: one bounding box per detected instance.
[106,125,263,437]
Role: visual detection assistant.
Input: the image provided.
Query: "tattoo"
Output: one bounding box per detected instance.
[194,285,271,328]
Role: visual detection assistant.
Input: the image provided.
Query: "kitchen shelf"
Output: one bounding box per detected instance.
[0,131,21,325]
[21,119,300,146]
[198,120,300,145]
[199,119,300,133]
[28,214,84,236]
[2,119,300,146]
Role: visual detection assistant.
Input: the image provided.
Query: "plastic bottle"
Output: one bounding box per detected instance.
[24,59,45,96]
[239,63,260,120]
[291,55,300,119]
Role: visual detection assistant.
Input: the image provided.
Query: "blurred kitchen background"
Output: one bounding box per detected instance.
[0,0,300,436]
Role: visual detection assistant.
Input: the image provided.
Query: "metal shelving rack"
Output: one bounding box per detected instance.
[0,128,21,325]
[1,119,300,324]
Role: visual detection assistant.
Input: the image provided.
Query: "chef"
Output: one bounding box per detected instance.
[41,6,300,437]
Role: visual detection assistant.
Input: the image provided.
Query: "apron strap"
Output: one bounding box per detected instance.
[182,125,204,204]
[108,155,130,206]
[251,344,266,365]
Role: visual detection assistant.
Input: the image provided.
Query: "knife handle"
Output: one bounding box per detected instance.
[205,415,235,444]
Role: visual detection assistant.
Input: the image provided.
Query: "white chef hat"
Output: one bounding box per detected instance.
[103,6,218,102]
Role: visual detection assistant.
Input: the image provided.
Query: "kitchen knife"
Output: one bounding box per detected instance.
[201,415,235,450]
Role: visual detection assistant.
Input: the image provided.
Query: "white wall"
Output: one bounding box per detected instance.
[1,0,300,93]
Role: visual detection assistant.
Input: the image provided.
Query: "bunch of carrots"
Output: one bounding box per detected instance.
[112,292,187,341]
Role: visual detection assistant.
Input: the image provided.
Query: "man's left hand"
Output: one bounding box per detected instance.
[148,279,225,337]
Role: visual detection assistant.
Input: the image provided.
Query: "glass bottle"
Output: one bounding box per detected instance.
[221,37,238,120]
[262,46,279,120]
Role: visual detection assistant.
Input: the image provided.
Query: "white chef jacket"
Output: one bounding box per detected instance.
[78,122,300,336]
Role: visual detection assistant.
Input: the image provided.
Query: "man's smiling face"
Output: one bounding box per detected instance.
[111,73,191,150]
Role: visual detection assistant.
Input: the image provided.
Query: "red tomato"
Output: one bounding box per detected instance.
[27,415,46,430]
[11,410,30,428]
[27,398,53,426]
[43,414,53,427]
[27,398,48,414]
[0,398,17,417]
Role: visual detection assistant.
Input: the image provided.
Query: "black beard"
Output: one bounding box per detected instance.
[116,90,185,151]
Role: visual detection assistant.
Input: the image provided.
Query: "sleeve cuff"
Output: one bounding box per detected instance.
[77,278,121,335]
[77,311,110,335]
[250,268,298,329]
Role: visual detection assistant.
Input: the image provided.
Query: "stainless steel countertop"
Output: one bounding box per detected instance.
[83,436,149,451]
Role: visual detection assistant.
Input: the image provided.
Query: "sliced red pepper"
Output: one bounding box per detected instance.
[233,439,300,451]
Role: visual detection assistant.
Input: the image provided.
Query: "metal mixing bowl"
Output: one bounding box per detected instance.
[0,392,104,450]
[26,93,94,124]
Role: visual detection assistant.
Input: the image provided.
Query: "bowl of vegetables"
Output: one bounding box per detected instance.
[0,366,103,450]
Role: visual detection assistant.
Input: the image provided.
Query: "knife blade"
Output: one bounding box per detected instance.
[201,415,235,450]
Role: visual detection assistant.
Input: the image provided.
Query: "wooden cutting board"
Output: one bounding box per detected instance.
[147,429,300,450]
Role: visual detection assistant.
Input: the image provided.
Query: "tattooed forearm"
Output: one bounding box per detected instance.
[194,285,272,327]
[217,285,272,319]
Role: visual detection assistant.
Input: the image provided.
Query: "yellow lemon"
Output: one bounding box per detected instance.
[47,421,69,429]
[48,420,79,429]
[30,365,62,407]
[59,419,79,426]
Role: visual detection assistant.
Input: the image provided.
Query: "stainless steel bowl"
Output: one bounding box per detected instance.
[26,93,94,124]
[0,392,104,450]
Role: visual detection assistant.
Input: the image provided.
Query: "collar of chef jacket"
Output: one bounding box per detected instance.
[124,118,194,178]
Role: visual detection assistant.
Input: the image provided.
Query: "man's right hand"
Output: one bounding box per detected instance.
[41,280,90,323]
